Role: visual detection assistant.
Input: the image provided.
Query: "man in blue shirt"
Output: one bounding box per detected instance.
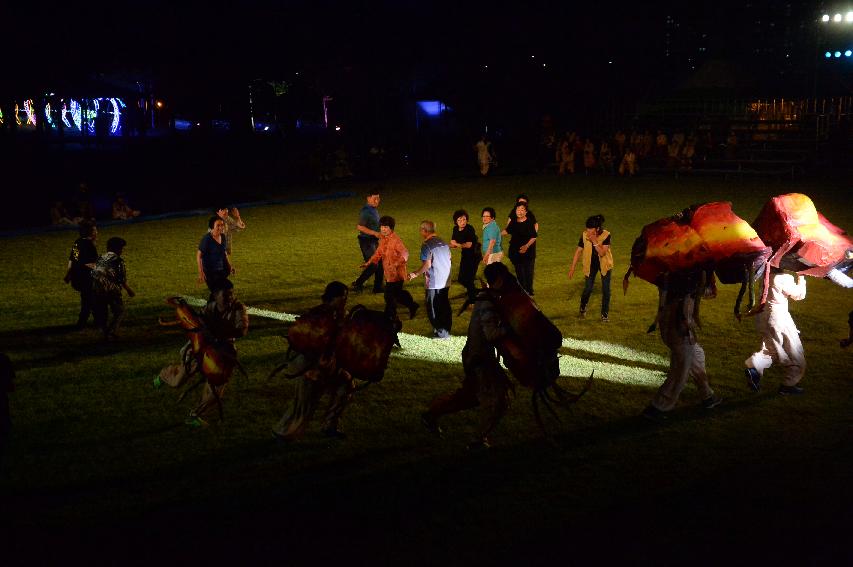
[481,207,503,265]
[351,189,383,293]
[409,220,452,339]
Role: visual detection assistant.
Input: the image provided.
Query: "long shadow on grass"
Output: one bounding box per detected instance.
[558,346,666,372]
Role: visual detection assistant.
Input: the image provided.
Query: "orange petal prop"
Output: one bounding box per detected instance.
[752,193,853,278]
[628,202,771,288]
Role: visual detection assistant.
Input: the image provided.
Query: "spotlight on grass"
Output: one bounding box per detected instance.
[184,296,668,388]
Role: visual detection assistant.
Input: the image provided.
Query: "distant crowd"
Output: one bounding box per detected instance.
[538,127,743,177]
[50,182,142,227]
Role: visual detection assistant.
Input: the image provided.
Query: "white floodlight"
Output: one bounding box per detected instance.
[833,13,842,22]
[822,14,830,22]
[847,12,853,21]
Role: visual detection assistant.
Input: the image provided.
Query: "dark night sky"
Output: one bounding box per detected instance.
[5,1,833,114]
[12,2,709,81]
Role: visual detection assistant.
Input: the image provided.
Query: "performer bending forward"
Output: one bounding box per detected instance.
[745,268,807,394]
[421,262,513,450]
[273,282,353,441]
[156,280,249,426]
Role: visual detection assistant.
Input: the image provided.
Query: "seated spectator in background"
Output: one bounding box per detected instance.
[681,138,696,170]
[333,146,354,178]
[599,141,614,175]
[667,139,682,171]
[619,148,638,176]
[583,139,596,175]
[725,131,739,159]
[50,201,78,225]
[557,134,575,175]
[76,183,96,223]
[655,130,669,165]
[112,193,141,220]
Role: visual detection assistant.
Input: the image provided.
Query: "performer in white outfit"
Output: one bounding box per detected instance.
[745,268,807,394]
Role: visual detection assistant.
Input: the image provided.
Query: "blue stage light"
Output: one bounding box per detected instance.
[825,51,832,58]
[846,50,853,57]
[417,101,442,116]
[835,51,842,58]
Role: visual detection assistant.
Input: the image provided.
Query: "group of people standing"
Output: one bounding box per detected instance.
[349,188,615,335]
[348,189,575,340]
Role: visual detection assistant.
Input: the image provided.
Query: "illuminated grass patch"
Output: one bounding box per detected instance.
[186,296,668,388]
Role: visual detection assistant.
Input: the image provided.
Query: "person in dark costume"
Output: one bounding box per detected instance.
[421,262,512,450]
[63,221,99,328]
[272,282,354,441]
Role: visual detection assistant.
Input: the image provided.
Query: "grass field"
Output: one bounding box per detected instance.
[2,173,852,564]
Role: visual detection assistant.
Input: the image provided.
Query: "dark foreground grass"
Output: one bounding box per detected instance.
[1,173,852,564]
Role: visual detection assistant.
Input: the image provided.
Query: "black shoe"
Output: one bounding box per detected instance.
[641,404,668,423]
[745,368,761,392]
[778,385,804,396]
[701,395,723,409]
[350,281,364,294]
[466,438,491,451]
[371,286,385,294]
[578,309,586,319]
[409,303,419,320]
[272,431,296,445]
[421,412,443,437]
[322,428,347,440]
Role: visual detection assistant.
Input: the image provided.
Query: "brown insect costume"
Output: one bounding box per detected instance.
[156,282,248,425]
[272,282,398,441]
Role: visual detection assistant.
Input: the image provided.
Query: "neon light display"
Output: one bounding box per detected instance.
[69,99,82,130]
[9,95,126,134]
[61,101,71,129]
[24,99,36,125]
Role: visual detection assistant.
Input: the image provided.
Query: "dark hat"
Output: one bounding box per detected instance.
[106,237,127,253]
[322,281,349,302]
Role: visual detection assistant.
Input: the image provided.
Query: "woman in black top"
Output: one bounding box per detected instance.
[63,221,99,328]
[450,209,480,308]
[504,202,538,295]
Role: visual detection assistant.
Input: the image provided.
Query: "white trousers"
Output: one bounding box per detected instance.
[745,308,805,386]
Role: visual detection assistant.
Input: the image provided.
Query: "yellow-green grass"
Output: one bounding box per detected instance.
[1,174,851,562]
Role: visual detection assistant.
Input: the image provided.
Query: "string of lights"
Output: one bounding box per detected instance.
[821,12,853,23]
